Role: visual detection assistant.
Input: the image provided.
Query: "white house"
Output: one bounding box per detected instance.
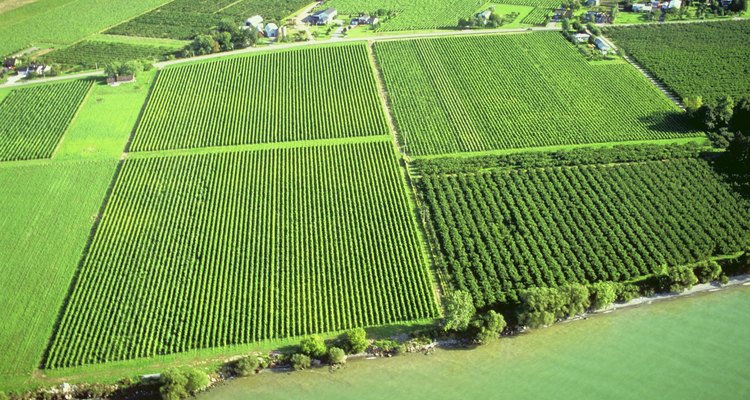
[574,33,591,44]
[245,15,263,30]
[668,0,682,8]
[264,22,279,38]
[586,0,600,6]
[594,37,611,53]
[478,10,492,24]
[632,3,653,12]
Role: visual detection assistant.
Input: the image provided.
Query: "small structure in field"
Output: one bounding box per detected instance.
[632,3,653,12]
[106,75,135,86]
[351,15,378,25]
[310,8,337,25]
[587,0,600,6]
[574,33,591,44]
[594,37,611,53]
[264,22,279,38]
[478,10,493,25]
[667,0,682,8]
[245,15,264,30]
[2,58,16,70]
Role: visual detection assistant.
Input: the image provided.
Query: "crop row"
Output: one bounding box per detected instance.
[326,0,481,31]
[374,32,697,156]
[45,140,437,368]
[605,20,750,104]
[44,41,176,68]
[417,154,750,307]
[131,43,389,152]
[0,80,92,162]
[521,8,551,25]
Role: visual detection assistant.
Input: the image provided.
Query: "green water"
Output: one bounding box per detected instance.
[202,287,750,400]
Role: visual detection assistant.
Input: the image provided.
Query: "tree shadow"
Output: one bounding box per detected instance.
[637,111,700,134]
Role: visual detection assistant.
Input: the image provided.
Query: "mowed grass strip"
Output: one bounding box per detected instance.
[416,149,750,308]
[374,32,699,156]
[45,140,437,368]
[0,80,92,162]
[0,160,117,378]
[130,43,389,152]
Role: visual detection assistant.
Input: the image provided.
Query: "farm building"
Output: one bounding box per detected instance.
[106,75,135,85]
[2,58,16,70]
[587,0,600,6]
[478,10,492,25]
[594,37,611,53]
[310,8,337,25]
[574,33,591,44]
[351,15,378,25]
[632,3,653,12]
[265,23,279,38]
[667,0,682,8]
[245,15,263,30]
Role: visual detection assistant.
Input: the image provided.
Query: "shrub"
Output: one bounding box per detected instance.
[159,369,189,400]
[615,283,640,302]
[694,261,723,284]
[231,356,260,376]
[590,281,617,310]
[344,328,369,354]
[328,347,346,365]
[290,353,311,370]
[299,335,327,358]
[472,310,506,344]
[443,290,475,331]
[667,265,699,293]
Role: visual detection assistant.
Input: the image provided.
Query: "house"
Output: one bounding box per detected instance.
[351,15,378,25]
[245,15,263,30]
[478,10,492,25]
[574,33,591,44]
[264,23,279,38]
[106,75,135,86]
[650,1,661,8]
[594,37,611,53]
[632,3,653,12]
[586,0,600,6]
[310,8,337,25]
[667,0,682,8]
[552,8,570,21]
[2,58,16,70]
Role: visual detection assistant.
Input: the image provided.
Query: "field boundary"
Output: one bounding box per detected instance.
[49,80,97,159]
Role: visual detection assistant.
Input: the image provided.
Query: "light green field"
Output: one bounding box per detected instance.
[201,285,750,400]
[0,0,171,56]
[0,160,117,387]
[55,70,158,159]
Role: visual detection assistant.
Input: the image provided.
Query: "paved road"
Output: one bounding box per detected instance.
[154,26,560,69]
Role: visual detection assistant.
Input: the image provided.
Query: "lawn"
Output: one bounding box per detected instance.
[0,160,117,384]
[45,140,438,368]
[374,32,700,156]
[605,20,750,104]
[0,0,171,56]
[130,43,389,152]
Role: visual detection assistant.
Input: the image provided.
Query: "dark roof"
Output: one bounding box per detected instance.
[3,58,16,67]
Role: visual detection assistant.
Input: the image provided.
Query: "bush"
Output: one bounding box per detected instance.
[291,353,311,370]
[343,328,369,354]
[443,290,475,331]
[299,335,327,358]
[694,261,723,284]
[590,281,617,310]
[159,368,210,400]
[0,392,8,400]
[667,265,699,293]
[328,347,347,365]
[615,283,640,302]
[471,310,506,344]
[231,356,260,376]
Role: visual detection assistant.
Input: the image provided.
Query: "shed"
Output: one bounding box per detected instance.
[311,8,337,25]
[668,0,681,8]
[594,37,611,52]
[574,33,591,44]
[478,10,492,24]
[245,15,264,30]
[264,23,279,37]
[587,0,600,6]
[2,58,16,69]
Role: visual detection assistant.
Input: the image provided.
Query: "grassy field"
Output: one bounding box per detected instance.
[131,43,389,152]
[375,32,698,156]
[0,160,117,382]
[0,0,170,56]
[45,140,438,368]
[55,70,158,160]
[0,80,92,161]
[605,20,750,104]
[200,285,750,400]
[415,146,750,307]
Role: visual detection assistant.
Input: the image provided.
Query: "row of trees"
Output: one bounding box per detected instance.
[685,95,750,171]
[185,20,259,57]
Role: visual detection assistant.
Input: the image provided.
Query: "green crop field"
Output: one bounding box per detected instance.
[43,41,177,69]
[374,32,698,156]
[0,80,92,162]
[0,160,117,381]
[0,0,170,57]
[414,146,750,307]
[45,140,437,368]
[605,21,750,105]
[324,0,484,31]
[131,44,389,152]
[106,0,310,40]
[521,7,550,25]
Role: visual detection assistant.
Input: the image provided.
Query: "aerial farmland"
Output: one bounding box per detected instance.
[0,0,748,399]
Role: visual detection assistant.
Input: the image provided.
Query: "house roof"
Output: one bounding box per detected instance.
[265,23,279,31]
[314,8,336,17]
[246,15,263,26]
[479,10,492,18]
[594,37,611,50]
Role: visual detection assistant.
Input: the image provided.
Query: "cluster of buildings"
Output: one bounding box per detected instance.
[2,58,49,76]
[244,15,283,38]
[631,0,682,12]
